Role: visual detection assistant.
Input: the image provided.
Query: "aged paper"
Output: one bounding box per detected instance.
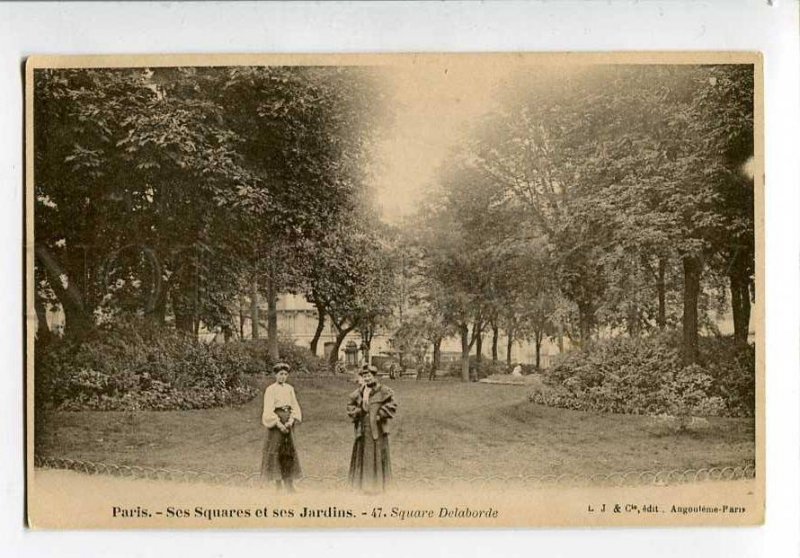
[26,52,763,529]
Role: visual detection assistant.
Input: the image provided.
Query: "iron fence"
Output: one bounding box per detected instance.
[33,455,755,489]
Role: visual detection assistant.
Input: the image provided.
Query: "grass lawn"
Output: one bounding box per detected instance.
[35,376,755,482]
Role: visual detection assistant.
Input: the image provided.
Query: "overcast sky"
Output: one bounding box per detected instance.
[371,59,513,223]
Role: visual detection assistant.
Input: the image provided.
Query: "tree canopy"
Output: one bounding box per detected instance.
[34,65,387,346]
[410,65,754,371]
[34,63,755,377]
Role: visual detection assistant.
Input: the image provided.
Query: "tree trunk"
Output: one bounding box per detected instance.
[362,326,373,364]
[432,337,442,377]
[743,281,753,343]
[173,305,194,334]
[557,320,564,353]
[172,279,195,334]
[238,295,246,340]
[250,276,259,340]
[327,324,354,370]
[146,277,168,325]
[626,303,640,338]
[310,301,326,356]
[475,321,483,365]
[61,296,92,339]
[192,255,200,339]
[746,280,754,334]
[34,294,52,344]
[731,273,743,341]
[534,330,542,370]
[506,329,514,364]
[577,301,593,347]
[656,257,666,330]
[491,324,499,362]
[682,255,702,365]
[266,272,279,361]
[193,313,200,338]
[460,323,470,382]
[730,272,752,344]
[35,246,92,339]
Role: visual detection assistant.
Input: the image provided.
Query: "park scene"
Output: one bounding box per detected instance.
[32,60,756,489]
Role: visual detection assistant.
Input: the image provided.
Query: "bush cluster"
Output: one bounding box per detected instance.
[698,336,756,418]
[443,357,511,380]
[268,335,330,375]
[36,320,328,412]
[529,334,754,418]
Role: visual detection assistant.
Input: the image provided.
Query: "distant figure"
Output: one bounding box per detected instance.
[511,364,523,377]
[261,362,302,492]
[347,364,398,493]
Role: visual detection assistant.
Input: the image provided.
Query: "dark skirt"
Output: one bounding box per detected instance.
[348,417,391,493]
[260,408,302,482]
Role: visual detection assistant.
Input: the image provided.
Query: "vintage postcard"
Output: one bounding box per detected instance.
[25,52,763,529]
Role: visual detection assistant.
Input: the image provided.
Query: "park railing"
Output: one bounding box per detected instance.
[33,455,755,489]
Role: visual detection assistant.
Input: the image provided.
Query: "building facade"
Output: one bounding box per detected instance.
[260,293,560,368]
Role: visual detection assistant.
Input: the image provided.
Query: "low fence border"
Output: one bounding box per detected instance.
[33,455,756,489]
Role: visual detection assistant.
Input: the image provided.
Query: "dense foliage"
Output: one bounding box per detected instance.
[411,64,755,378]
[33,65,398,408]
[33,66,389,350]
[440,356,509,380]
[34,64,756,420]
[35,321,328,411]
[530,335,754,418]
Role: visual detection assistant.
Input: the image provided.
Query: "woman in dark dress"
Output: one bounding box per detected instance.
[347,364,398,493]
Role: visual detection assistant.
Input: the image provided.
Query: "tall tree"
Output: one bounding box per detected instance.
[471,65,754,362]
[34,66,388,346]
[219,66,387,358]
[34,68,259,338]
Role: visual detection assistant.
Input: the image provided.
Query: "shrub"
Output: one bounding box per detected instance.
[476,360,510,378]
[530,334,753,418]
[442,357,509,380]
[221,336,330,376]
[699,337,756,418]
[35,319,263,412]
[36,320,335,412]
[442,360,463,378]
[269,336,330,375]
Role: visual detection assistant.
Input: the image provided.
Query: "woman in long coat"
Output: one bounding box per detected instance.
[347,364,398,493]
[261,362,302,491]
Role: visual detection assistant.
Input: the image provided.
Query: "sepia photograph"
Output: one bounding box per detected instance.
[26,53,762,529]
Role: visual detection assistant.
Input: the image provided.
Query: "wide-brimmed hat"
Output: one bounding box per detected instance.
[272,362,290,374]
[359,364,378,375]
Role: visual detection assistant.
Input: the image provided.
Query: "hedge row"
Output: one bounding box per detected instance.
[530,334,754,418]
[35,320,329,412]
